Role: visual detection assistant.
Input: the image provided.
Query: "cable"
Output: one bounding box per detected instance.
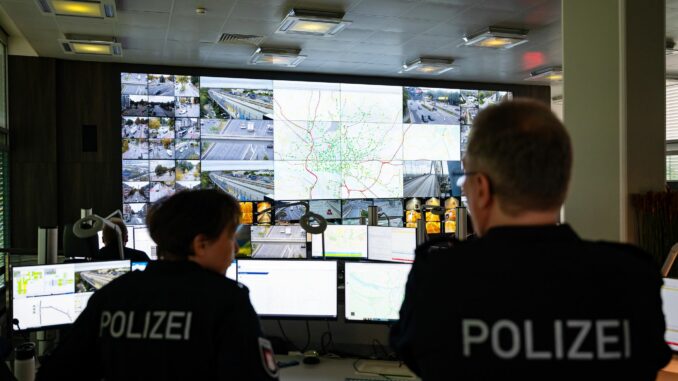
[277,320,300,352]
[301,320,311,353]
[320,320,335,355]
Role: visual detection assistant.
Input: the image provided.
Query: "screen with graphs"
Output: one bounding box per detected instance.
[12,261,130,330]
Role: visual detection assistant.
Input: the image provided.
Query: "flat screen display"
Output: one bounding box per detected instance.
[251,225,307,259]
[237,260,337,318]
[662,277,678,352]
[367,226,417,263]
[311,225,368,258]
[344,262,411,322]
[12,260,131,330]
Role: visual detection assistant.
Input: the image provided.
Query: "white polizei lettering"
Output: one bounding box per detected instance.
[524,320,552,359]
[554,320,564,359]
[184,312,192,340]
[110,311,126,338]
[566,320,593,360]
[100,311,112,337]
[595,320,621,359]
[125,311,141,339]
[623,319,631,358]
[462,319,489,357]
[165,311,185,340]
[142,311,150,339]
[149,311,167,339]
[491,320,521,359]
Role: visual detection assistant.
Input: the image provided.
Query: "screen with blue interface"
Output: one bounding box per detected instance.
[12,260,130,330]
[344,262,412,322]
[237,260,337,318]
[662,277,678,352]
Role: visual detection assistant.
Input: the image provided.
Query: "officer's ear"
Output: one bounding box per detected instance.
[191,233,210,258]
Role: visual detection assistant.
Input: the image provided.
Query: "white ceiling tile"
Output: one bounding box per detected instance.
[222,18,279,36]
[347,0,417,17]
[116,0,173,13]
[171,0,237,17]
[228,1,286,21]
[405,3,468,22]
[117,10,170,26]
[116,25,167,40]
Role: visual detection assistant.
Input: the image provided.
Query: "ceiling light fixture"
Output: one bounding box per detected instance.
[36,0,116,18]
[399,58,455,75]
[249,48,307,67]
[463,26,528,49]
[60,34,122,56]
[525,66,563,82]
[276,9,352,37]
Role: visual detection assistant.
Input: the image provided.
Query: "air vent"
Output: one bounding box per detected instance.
[218,33,265,46]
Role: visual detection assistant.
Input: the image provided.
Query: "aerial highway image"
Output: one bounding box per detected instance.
[342,199,372,225]
[148,96,175,117]
[174,75,199,97]
[175,97,200,117]
[199,76,273,120]
[122,117,148,139]
[175,139,200,160]
[122,181,150,203]
[309,200,341,220]
[176,118,200,139]
[75,266,130,292]
[201,161,274,201]
[150,181,175,202]
[121,95,148,116]
[403,161,450,198]
[123,203,148,225]
[201,119,273,160]
[148,139,174,160]
[274,200,305,221]
[404,87,462,125]
[150,160,176,181]
[122,138,149,160]
[251,225,307,259]
[122,160,150,181]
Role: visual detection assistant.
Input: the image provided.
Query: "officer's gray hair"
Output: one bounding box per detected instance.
[465,99,572,215]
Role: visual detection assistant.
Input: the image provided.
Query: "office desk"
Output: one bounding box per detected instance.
[279,355,678,381]
[278,355,419,381]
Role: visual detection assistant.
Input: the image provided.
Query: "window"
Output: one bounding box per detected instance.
[666,80,678,181]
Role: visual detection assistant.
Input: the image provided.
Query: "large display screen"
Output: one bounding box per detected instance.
[237,260,337,318]
[344,262,412,322]
[12,261,131,330]
[121,72,510,226]
[311,225,368,258]
[662,278,678,352]
[367,226,417,263]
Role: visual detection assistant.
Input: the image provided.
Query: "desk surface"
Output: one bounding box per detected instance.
[279,355,678,381]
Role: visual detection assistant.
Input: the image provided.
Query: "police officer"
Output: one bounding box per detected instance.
[38,189,279,380]
[390,100,672,380]
[97,217,150,262]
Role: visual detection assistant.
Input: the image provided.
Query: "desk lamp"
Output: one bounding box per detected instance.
[72,210,125,260]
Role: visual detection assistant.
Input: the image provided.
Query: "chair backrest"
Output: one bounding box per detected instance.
[62,223,99,259]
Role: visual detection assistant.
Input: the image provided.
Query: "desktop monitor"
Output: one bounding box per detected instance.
[131,260,237,281]
[131,261,148,271]
[132,227,157,260]
[662,277,678,352]
[311,225,368,258]
[237,260,337,318]
[251,225,307,259]
[367,226,416,263]
[12,260,131,330]
[344,262,412,322]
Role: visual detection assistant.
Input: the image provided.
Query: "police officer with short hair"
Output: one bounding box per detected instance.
[390,100,672,380]
[97,217,150,262]
[38,189,279,380]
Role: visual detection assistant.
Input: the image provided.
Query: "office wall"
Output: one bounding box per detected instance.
[8,56,549,249]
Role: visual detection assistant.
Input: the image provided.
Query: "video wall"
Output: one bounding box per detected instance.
[121,73,511,234]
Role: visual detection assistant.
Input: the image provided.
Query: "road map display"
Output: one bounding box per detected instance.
[121,72,510,225]
[344,262,412,322]
[12,261,130,330]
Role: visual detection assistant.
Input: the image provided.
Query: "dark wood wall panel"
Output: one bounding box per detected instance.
[8,57,549,250]
[9,57,58,249]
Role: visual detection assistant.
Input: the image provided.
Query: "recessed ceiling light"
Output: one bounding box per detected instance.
[60,34,122,56]
[35,0,116,18]
[249,48,307,67]
[276,9,352,37]
[526,66,563,82]
[399,58,455,75]
[463,26,529,49]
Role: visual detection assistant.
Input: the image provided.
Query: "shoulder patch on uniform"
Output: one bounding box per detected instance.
[258,337,279,378]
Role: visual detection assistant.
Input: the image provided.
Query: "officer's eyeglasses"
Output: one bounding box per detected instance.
[453,171,481,187]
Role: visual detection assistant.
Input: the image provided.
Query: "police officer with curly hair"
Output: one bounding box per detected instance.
[38,189,278,380]
[391,99,672,380]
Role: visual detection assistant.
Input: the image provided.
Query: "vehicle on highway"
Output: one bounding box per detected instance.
[266,144,273,149]
[166,149,173,157]
[421,115,428,123]
[428,115,434,121]
[240,122,247,129]
[129,126,138,135]
[247,122,255,132]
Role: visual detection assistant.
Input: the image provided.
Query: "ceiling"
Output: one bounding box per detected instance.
[0,0,566,85]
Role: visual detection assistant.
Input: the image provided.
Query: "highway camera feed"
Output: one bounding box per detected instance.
[251,225,306,259]
[75,267,130,293]
[120,72,510,229]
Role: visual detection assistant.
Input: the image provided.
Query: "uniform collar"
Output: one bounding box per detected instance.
[481,224,580,243]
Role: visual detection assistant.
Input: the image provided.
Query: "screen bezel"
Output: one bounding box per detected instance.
[10,260,131,332]
[236,258,338,320]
